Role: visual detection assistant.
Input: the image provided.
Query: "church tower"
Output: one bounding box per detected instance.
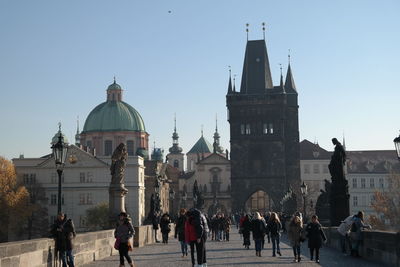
[167,116,184,172]
[226,35,301,212]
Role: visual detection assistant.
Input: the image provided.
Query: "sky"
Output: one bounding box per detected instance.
[0,0,399,160]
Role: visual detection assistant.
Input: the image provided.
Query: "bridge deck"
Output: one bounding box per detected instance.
[84,230,381,267]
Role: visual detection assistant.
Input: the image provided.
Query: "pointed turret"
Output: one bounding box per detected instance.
[233,76,236,92]
[227,73,233,94]
[279,64,285,93]
[213,115,223,153]
[285,54,297,93]
[240,40,273,94]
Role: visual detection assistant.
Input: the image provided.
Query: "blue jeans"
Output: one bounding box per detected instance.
[60,250,74,267]
[217,230,223,240]
[254,239,263,252]
[271,235,280,255]
[180,241,188,255]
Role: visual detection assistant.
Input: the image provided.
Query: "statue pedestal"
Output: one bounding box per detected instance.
[109,183,128,224]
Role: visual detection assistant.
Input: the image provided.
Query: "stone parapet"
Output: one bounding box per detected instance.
[323,227,399,267]
[0,224,175,267]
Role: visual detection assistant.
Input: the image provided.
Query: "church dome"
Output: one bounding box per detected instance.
[82,81,146,133]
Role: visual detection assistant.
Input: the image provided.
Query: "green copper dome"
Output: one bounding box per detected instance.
[82,81,146,133]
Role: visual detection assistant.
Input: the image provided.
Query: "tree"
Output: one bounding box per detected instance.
[370,172,400,231]
[85,202,110,230]
[0,157,31,242]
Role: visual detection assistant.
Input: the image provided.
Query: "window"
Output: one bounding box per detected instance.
[379,178,384,188]
[245,124,251,135]
[51,173,57,183]
[353,196,358,207]
[86,140,92,148]
[127,140,134,156]
[104,140,113,156]
[361,178,366,188]
[322,164,329,174]
[30,174,36,184]
[23,174,29,184]
[79,194,85,205]
[50,194,57,205]
[86,193,93,205]
[370,178,375,188]
[174,160,179,168]
[87,172,93,182]
[361,195,366,206]
[240,124,245,135]
[263,124,268,134]
[269,123,274,134]
[313,164,320,174]
[80,172,85,183]
[304,164,310,174]
[352,178,357,188]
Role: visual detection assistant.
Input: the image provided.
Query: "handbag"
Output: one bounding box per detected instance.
[127,241,133,252]
[114,237,120,250]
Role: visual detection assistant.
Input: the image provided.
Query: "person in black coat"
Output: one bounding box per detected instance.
[175,208,188,257]
[50,213,76,267]
[160,213,171,244]
[241,215,252,249]
[305,215,327,263]
[251,212,267,257]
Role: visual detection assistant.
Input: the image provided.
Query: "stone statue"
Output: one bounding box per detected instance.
[193,180,204,209]
[110,143,128,185]
[328,138,349,226]
[316,179,331,225]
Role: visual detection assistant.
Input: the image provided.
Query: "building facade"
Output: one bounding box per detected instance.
[227,37,301,212]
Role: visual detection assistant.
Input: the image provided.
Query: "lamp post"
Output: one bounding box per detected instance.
[51,124,69,214]
[394,133,400,160]
[300,181,308,222]
[182,191,187,209]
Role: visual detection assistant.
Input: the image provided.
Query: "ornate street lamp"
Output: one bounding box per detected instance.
[394,133,400,160]
[51,123,69,214]
[182,191,187,208]
[300,181,308,221]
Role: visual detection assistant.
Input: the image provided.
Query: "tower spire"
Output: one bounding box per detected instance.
[262,22,266,40]
[246,23,249,41]
[279,63,284,88]
[227,66,233,94]
[213,114,221,154]
[233,75,236,92]
[169,113,182,154]
[75,116,80,146]
[285,50,297,92]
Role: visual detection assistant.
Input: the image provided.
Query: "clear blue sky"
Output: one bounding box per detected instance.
[1,0,399,160]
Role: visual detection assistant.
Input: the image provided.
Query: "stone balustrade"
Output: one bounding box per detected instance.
[0,224,175,267]
[323,227,400,267]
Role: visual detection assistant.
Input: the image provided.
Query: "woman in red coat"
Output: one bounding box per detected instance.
[185,211,198,267]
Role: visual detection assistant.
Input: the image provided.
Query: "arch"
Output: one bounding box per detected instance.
[244,190,274,214]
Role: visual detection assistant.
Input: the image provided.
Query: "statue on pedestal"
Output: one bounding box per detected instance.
[109,143,129,224]
[193,180,204,210]
[328,138,350,226]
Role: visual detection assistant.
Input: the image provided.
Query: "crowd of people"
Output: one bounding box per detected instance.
[49,208,371,267]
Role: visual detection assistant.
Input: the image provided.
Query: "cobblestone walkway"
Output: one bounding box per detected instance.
[84,230,382,267]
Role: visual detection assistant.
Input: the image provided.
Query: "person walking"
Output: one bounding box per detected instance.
[160,213,171,244]
[267,212,282,257]
[251,212,267,257]
[152,211,160,243]
[175,208,188,257]
[287,214,304,262]
[114,212,135,267]
[305,215,326,263]
[51,212,76,267]
[223,215,231,242]
[185,208,209,267]
[349,211,371,257]
[241,214,252,249]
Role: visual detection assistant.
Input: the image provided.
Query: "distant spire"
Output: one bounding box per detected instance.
[227,66,233,94]
[215,114,218,133]
[75,116,80,146]
[213,114,221,154]
[246,23,249,41]
[343,132,346,150]
[201,125,204,137]
[169,113,182,154]
[279,63,284,88]
[233,75,237,92]
[76,116,80,134]
[174,113,177,133]
[113,76,116,84]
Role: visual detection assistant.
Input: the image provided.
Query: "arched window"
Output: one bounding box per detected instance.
[127,140,134,156]
[104,140,113,156]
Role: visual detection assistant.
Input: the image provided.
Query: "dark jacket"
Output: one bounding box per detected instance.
[160,216,171,234]
[306,222,326,248]
[175,215,186,241]
[251,219,267,240]
[51,217,76,252]
[191,208,209,239]
[242,217,252,236]
[114,218,135,243]
[267,220,282,237]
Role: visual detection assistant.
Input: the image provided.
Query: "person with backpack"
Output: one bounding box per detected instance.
[160,213,171,244]
[251,212,267,257]
[305,215,326,263]
[185,208,209,267]
[267,212,282,257]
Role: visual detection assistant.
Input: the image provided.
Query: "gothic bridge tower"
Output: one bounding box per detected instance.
[226,36,301,212]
